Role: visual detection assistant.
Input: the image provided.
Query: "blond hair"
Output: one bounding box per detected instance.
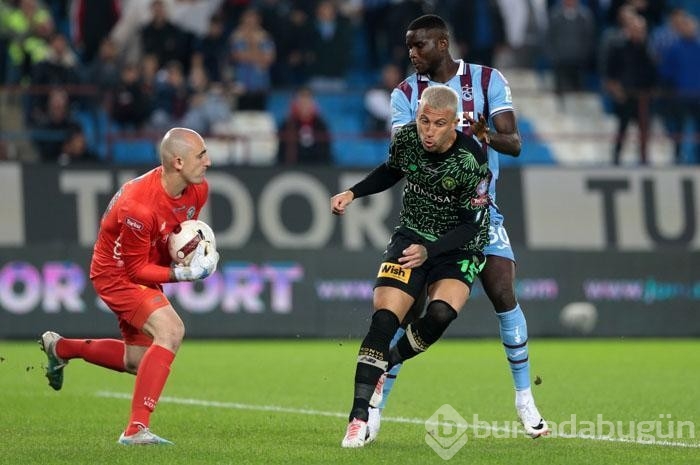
[419,85,459,118]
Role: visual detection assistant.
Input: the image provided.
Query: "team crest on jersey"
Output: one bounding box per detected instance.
[461,85,473,101]
[471,176,492,208]
[476,177,489,196]
[441,176,457,191]
[186,206,196,219]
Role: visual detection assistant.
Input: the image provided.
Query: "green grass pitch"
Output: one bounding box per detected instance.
[0,338,698,465]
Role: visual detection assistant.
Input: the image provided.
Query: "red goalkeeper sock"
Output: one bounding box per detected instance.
[55,338,126,372]
[125,344,175,435]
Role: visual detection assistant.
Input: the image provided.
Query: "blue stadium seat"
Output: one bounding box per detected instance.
[333,139,388,167]
[110,140,158,165]
[506,118,555,165]
[74,110,99,157]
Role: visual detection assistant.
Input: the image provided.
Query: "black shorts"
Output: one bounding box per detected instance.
[374,227,485,300]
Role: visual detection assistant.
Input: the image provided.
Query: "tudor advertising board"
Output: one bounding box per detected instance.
[0,163,698,338]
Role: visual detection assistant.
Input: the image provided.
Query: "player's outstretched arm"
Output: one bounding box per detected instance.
[331,191,355,216]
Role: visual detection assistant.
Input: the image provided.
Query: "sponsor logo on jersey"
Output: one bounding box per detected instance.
[187,206,196,219]
[406,181,457,203]
[125,217,144,231]
[471,174,493,208]
[377,262,411,283]
[461,85,473,101]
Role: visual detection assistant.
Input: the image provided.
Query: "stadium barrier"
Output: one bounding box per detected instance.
[0,163,698,338]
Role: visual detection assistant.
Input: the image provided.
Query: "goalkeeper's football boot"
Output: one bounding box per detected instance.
[39,331,68,391]
[516,398,550,438]
[367,407,382,443]
[341,418,369,448]
[368,372,386,408]
[118,423,174,445]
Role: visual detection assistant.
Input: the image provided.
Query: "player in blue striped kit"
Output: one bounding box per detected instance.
[368,14,549,441]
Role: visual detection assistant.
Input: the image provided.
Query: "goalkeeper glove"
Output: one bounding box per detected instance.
[173,241,219,281]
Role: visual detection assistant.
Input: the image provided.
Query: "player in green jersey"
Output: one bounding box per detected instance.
[332,85,492,448]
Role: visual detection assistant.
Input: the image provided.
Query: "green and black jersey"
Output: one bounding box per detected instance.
[350,123,492,256]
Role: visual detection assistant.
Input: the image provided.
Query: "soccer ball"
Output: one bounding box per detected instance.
[168,219,217,266]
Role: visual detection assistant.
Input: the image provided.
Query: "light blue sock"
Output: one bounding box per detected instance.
[378,327,405,409]
[497,304,531,391]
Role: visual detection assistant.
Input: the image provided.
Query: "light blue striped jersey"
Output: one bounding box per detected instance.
[390,59,514,204]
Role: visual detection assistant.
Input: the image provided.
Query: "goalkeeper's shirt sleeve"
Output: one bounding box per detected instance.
[119,205,172,284]
[348,163,404,198]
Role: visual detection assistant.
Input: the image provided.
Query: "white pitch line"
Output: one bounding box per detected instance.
[96,391,700,449]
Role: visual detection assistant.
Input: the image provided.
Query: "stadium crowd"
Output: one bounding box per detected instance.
[0,0,698,164]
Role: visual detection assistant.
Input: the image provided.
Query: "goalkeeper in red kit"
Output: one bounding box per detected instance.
[39,127,220,445]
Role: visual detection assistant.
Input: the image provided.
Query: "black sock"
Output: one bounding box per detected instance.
[349,309,399,422]
[389,300,457,367]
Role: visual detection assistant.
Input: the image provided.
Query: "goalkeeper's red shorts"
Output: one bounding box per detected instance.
[92,275,172,346]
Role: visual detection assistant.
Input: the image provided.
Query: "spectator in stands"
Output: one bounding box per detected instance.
[650,8,688,158]
[140,53,160,97]
[168,0,224,39]
[649,7,687,61]
[30,32,82,90]
[140,0,192,73]
[547,0,595,110]
[445,0,506,68]
[382,0,426,70]
[306,1,353,91]
[149,60,190,130]
[667,0,700,19]
[180,64,233,134]
[192,13,228,84]
[4,0,54,84]
[69,0,120,64]
[32,88,81,162]
[257,0,312,87]
[57,126,100,166]
[86,38,122,96]
[110,0,154,64]
[657,10,700,164]
[110,63,152,130]
[598,4,639,80]
[496,0,548,68]
[219,0,254,36]
[23,31,81,125]
[277,87,332,165]
[364,63,402,134]
[607,0,668,30]
[228,7,276,110]
[360,0,392,68]
[602,14,657,164]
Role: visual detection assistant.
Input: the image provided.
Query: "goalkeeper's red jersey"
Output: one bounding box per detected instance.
[90,166,209,286]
